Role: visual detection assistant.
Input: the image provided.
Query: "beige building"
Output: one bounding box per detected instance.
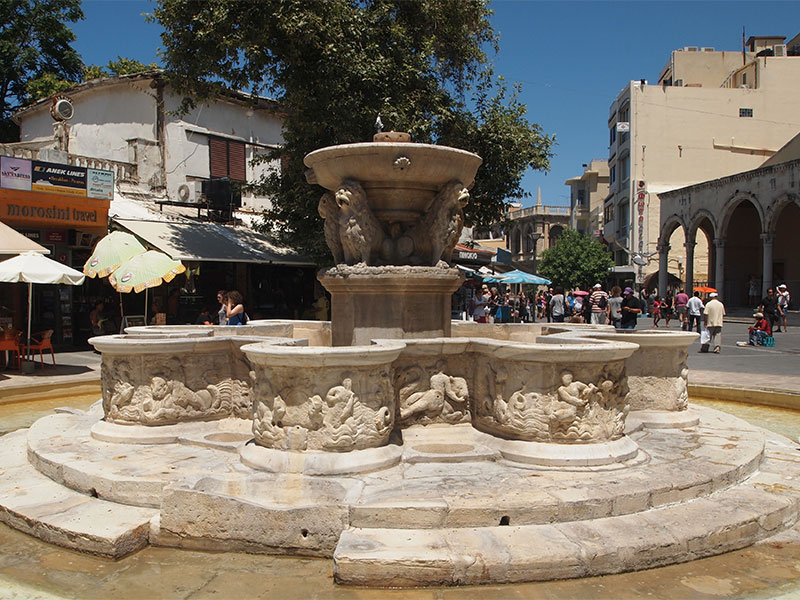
[565,159,609,236]
[473,189,570,275]
[604,35,800,290]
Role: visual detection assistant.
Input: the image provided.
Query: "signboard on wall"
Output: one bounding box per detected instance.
[31,160,87,197]
[0,156,32,190]
[87,168,114,200]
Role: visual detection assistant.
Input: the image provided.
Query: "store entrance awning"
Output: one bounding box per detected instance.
[0,221,49,255]
[114,219,314,265]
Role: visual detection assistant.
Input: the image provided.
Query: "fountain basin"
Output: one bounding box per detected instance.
[304,141,482,222]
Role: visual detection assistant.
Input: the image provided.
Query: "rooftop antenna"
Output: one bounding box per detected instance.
[742,26,746,66]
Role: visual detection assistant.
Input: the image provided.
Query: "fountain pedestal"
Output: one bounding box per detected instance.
[319,265,463,346]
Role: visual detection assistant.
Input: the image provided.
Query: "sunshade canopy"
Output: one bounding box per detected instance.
[84,231,146,278]
[0,251,85,285]
[0,221,49,255]
[493,269,551,285]
[109,250,186,293]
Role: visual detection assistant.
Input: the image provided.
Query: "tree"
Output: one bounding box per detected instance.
[0,0,84,141]
[152,0,555,262]
[537,229,614,291]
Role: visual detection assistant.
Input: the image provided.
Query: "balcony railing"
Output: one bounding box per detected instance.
[0,143,137,183]
[507,205,571,219]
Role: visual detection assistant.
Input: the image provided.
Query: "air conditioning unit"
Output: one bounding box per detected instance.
[683,46,698,52]
[50,96,74,121]
[176,181,204,203]
[701,47,715,52]
[674,79,684,87]
[774,44,787,56]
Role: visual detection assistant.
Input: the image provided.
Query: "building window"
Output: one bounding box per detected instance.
[577,189,586,207]
[604,203,614,224]
[739,108,753,118]
[609,165,616,185]
[209,136,246,181]
[609,124,616,146]
[619,154,629,182]
[617,200,629,240]
[619,106,630,144]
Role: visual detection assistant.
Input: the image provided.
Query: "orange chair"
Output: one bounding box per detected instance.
[22,329,55,370]
[0,331,22,371]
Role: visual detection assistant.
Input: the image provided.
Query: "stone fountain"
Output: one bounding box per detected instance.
[0,133,799,588]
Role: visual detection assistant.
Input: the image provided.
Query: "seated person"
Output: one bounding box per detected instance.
[748,311,772,345]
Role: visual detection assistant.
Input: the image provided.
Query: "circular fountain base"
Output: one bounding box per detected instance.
[2,403,799,587]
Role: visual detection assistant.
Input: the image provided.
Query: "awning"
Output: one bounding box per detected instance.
[114,218,314,265]
[0,220,49,255]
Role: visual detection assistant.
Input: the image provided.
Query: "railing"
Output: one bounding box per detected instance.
[507,205,571,219]
[0,144,137,182]
[70,155,137,182]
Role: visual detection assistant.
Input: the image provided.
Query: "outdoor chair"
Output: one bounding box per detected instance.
[22,329,56,370]
[0,331,22,371]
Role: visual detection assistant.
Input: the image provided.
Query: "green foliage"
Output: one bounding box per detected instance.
[0,0,84,141]
[537,229,614,291]
[152,0,555,262]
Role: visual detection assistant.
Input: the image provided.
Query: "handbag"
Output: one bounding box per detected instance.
[700,328,711,345]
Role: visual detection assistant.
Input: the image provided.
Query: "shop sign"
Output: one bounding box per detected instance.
[31,160,86,197]
[0,156,32,191]
[46,230,66,243]
[87,168,114,200]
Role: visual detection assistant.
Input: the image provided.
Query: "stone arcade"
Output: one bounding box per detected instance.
[0,134,799,588]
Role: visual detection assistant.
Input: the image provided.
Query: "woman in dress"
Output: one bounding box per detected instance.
[652,296,662,327]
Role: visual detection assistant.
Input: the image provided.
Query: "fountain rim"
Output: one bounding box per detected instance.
[303,141,482,168]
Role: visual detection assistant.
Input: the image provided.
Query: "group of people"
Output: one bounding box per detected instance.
[748,284,791,346]
[471,285,533,323]
[197,290,248,326]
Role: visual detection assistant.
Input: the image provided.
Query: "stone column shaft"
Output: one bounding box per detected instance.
[761,233,774,296]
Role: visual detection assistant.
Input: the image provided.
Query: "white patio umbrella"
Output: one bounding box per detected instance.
[0,251,85,347]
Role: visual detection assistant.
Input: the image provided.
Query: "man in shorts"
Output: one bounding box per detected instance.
[674,288,689,331]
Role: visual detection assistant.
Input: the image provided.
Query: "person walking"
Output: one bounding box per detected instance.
[661,293,674,328]
[652,296,662,328]
[777,284,790,332]
[620,287,642,329]
[686,291,704,334]
[589,283,609,325]
[549,286,566,323]
[674,288,689,330]
[701,292,726,354]
[608,286,623,329]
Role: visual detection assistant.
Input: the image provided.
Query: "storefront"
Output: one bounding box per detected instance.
[0,155,112,346]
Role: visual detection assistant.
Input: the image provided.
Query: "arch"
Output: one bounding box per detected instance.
[521,223,537,254]
[687,209,717,243]
[719,192,765,237]
[764,192,800,233]
[509,225,521,255]
[548,225,564,248]
[658,213,687,247]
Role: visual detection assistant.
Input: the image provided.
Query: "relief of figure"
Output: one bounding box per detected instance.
[676,366,689,411]
[493,389,550,440]
[319,191,345,264]
[397,180,469,266]
[253,396,287,447]
[397,365,469,424]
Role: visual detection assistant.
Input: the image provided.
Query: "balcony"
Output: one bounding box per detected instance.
[507,205,570,220]
[0,143,137,183]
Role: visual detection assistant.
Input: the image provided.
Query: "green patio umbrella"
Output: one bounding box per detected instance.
[83,231,146,278]
[109,251,186,323]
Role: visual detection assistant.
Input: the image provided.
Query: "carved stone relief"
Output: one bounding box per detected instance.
[101,352,251,426]
[317,178,469,267]
[394,360,471,426]
[472,360,630,443]
[251,365,394,452]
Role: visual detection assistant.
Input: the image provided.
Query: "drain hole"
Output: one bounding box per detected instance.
[499,516,510,526]
[89,488,98,498]
[301,529,309,538]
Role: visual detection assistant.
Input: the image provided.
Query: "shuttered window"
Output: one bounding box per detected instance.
[209,136,246,181]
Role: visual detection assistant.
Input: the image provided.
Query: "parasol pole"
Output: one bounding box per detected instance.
[26,281,32,356]
[144,288,148,325]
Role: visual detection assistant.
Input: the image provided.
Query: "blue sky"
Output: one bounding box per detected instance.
[71,0,800,207]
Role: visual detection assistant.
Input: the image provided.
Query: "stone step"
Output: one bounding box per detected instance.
[334,476,799,587]
[0,430,157,558]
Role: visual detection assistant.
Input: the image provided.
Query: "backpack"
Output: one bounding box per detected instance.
[597,294,608,310]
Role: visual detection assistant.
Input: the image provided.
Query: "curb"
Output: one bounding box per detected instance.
[689,383,800,411]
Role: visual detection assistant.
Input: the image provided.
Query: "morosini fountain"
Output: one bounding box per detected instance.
[1,132,799,587]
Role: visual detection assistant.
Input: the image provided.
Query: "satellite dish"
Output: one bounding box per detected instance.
[51,97,74,121]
